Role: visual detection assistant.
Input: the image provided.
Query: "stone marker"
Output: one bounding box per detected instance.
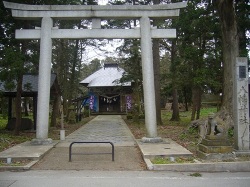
[233,57,250,151]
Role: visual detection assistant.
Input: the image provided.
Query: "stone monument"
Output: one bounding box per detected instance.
[197,113,234,160]
[233,57,250,151]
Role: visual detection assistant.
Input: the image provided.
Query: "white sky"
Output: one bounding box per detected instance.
[82,39,123,64]
[98,0,108,5]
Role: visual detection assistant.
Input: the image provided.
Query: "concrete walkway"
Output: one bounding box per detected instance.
[0,115,146,170]
[31,115,145,170]
[57,115,136,147]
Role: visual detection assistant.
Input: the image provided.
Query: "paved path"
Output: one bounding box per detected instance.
[32,115,145,170]
[57,115,136,147]
[1,170,250,187]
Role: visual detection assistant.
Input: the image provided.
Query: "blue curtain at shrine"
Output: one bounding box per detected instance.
[88,92,98,112]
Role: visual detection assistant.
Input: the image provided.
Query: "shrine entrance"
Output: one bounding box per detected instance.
[3,1,187,144]
[99,95,120,113]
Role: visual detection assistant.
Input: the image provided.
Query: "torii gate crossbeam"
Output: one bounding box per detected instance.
[4,1,187,144]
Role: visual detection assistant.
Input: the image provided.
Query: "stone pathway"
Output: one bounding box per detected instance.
[32,115,145,170]
[57,115,136,147]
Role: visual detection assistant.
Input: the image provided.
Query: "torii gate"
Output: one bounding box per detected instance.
[4,1,187,144]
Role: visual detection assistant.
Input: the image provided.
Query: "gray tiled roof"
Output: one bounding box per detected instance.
[80,66,131,87]
[0,74,56,93]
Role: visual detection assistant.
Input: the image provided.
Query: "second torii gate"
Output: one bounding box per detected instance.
[4,1,187,144]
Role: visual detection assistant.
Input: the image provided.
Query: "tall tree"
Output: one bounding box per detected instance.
[152,0,163,125]
[171,0,223,120]
[213,0,239,117]
[118,39,144,117]
[170,38,180,121]
[235,0,250,58]
[52,0,98,120]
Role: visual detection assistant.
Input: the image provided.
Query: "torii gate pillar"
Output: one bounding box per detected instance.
[32,17,53,144]
[140,17,158,139]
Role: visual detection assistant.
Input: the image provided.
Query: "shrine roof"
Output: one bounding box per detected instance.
[0,74,58,96]
[80,64,131,87]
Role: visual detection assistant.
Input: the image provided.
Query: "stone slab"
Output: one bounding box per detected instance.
[0,141,58,160]
[136,138,193,159]
[146,158,250,172]
[0,160,38,171]
[201,138,231,146]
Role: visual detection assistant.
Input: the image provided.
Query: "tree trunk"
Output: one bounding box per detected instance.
[153,0,162,125]
[196,87,202,120]
[236,1,248,57]
[183,87,189,111]
[68,39,79,106]
[191,88,196,121]
[191,86,202,121]
[51,93,60,127]
[170,38,180,121]
[170,88,180,121]
[214,0,239,117]
[14,74,22,135]
[132,80,141,122]
[153,39,163,125]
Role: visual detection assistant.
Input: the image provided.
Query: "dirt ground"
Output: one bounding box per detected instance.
[32,146,146,171]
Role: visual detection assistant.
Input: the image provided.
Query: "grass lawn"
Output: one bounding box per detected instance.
[151,156,196,164]
[0,116,8,130]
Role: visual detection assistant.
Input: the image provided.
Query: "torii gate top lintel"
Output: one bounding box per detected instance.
[3,1,187,19]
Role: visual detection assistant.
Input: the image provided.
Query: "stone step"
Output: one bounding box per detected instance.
[201,138,231,146]
[198,144,233,154]
[196,150,236,160]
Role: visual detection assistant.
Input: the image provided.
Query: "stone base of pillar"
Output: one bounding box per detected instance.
[197,135,234,160]
[141,137,163,143]
[234,150,250,157]
[31,138,53,145]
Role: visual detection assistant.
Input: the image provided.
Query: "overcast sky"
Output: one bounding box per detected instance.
[82,39,123,64]
[98,0,108,5]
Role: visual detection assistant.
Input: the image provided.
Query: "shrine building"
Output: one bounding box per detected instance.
[80,63,133,114]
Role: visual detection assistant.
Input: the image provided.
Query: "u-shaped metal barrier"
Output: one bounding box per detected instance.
[69,141,115,162]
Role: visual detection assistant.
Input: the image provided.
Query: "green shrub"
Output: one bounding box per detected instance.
[127,113,133,120]
[151,156,195,164]
[83,109,89,118]
[228,127,234,137]
[139,114,145,119]
[68,110,76,124]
